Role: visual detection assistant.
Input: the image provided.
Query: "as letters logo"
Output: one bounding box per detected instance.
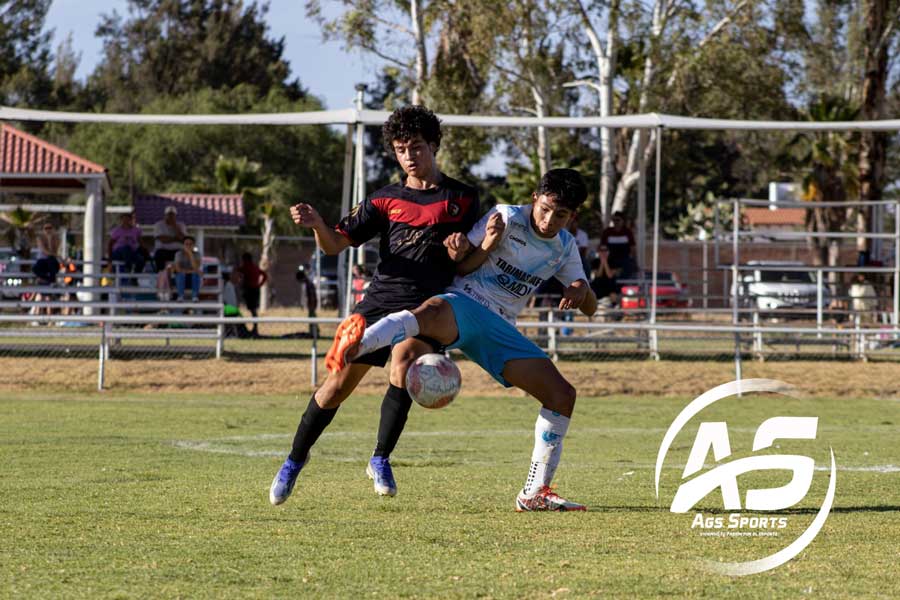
[655,379,837,576]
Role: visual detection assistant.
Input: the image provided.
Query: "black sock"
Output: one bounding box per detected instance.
[288,394,339,463]
[373,384,413,459]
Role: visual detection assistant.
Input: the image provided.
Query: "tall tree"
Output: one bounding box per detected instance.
[212,155,281,312]
[62,85,345,219]
[784,96,860,276]
[492,1,574,175]
[856,0,899,259]
[91,0,302,111]
[567,0,618,222]
[306,0,436,105]
[0,0,53,111]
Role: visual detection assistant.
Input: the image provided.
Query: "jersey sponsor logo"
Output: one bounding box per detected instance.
[496,273,532,297]
[447,201,460,217]
[461,283,492,309]
[495,257,544,287]
[509,235,527,246]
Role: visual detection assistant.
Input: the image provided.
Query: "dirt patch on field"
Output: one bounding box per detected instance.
[1,356,897,398]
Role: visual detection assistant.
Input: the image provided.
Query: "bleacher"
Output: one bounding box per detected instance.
[0,258,225,358]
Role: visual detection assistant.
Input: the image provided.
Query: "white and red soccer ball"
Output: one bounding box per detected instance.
[405,353,461,409]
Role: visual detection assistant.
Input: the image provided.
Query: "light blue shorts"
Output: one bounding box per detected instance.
[437,292,547,387]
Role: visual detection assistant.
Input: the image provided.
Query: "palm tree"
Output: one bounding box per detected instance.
[1,206,43,258]
[213,155,281,311]
[786,97,860,277]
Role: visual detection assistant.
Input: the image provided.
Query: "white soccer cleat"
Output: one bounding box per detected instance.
[515,486,586,512]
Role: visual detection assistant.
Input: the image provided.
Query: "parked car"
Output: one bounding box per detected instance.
[310,247,379,309]
[620,271,690,311]
[732,260,829,314]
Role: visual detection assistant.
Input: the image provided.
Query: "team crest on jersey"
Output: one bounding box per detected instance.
[447,201,460,217]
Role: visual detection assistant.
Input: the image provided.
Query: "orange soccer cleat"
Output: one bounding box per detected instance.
[325,313,366,374]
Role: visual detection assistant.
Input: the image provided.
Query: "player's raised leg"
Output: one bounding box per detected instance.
[501,358,586,512]
[269,362,372,505]
[327,297,459,371]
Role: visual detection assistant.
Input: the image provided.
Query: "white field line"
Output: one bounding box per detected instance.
[170,431,900,472]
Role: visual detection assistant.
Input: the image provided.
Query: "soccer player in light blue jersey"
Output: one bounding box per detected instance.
[328,168,598,511]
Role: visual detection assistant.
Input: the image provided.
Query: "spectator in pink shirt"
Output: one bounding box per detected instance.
[108,213,146,275]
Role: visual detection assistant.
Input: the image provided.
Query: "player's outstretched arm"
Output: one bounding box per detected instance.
[455,212,505,276]
[290,203,351,255]
[560,279,597,316]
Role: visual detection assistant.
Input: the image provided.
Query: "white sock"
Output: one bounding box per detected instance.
[522,408,570,497]
[356,310,420,357]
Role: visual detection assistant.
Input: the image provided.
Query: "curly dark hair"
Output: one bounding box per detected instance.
[536,168,587,211]
[381,105,442,155]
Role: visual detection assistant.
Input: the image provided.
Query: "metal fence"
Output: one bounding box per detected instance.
[3,307,898,391]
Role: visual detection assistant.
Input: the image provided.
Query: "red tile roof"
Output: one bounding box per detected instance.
[0,123,106,175]
[744,207,807,227]
[134,193,245,229]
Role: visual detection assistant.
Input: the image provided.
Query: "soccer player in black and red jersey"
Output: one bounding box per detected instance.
[270,106,480,505]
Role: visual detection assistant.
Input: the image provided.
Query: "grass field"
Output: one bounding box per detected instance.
[2,382,898,598]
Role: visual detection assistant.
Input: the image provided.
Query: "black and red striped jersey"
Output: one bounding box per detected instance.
[335,175,480,310]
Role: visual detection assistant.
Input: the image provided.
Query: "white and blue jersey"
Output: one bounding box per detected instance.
[448,204,587,323]
[439,204,587,387]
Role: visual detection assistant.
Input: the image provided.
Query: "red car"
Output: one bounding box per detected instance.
[619,271,690,311]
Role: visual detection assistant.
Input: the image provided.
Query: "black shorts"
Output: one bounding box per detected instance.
[243,286,261,311]
[352,297,442,368]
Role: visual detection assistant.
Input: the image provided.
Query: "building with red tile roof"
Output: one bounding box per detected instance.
[0,123,110,192]
[0,122,110,290]
[134,193,245,230]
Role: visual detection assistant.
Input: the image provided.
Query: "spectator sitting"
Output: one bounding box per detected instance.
[849,273,878,323]
[600,211,637,279]
[32,221,61,285]
[590,245,620,313]
[237,252,268,337]
[223,270,250,338]
[173,236,202,302]
[152,206,187,272]
[29,221,61,321]
[108,213,146,277]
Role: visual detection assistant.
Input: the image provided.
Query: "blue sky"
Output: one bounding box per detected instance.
[43,0,379,110]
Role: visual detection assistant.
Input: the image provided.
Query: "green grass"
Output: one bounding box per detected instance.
[1,389,897,598]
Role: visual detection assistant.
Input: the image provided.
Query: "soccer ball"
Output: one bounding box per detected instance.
[405,353,461,409]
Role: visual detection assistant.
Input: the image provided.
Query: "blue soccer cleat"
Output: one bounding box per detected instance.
[269,456,305,506]
[366,456,397,497]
